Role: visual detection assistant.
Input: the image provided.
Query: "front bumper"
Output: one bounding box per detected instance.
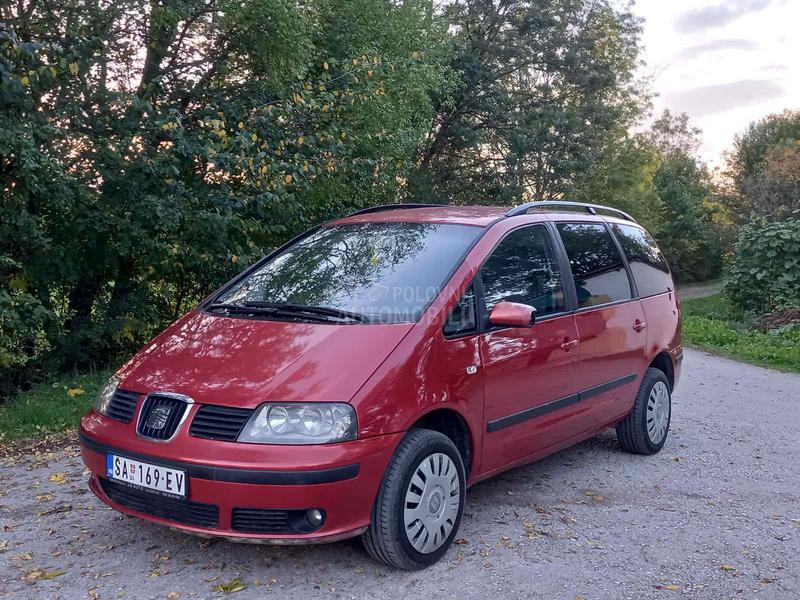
[79,412,401,543]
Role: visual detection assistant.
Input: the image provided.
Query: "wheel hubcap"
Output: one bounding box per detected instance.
[646,381,670,445]
[403,453,460,554]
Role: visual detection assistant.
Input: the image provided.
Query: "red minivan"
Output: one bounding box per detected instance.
[79,201,682,569]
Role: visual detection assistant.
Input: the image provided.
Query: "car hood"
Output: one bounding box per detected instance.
[117,310,414,407]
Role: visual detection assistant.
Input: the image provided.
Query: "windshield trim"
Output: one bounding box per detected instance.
[200,219,496,325]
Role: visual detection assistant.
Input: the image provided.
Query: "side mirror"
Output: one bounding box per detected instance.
[489,302,536,328]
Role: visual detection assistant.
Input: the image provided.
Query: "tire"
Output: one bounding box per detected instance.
[616,368,672,455]
[362,429,466,570]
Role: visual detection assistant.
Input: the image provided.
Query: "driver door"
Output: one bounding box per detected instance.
[478,224,583,474]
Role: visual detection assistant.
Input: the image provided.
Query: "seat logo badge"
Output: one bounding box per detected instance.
[145,406,172,430]
[466,365,478,375]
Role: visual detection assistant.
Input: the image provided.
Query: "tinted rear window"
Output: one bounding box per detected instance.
[556,223,632,308]
[217,222,481,323]
[611,223,673,297]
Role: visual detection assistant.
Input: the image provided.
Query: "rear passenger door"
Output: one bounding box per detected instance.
[555,222,647,425]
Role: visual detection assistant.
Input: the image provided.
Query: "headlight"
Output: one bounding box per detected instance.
[237,403,357,445]
[93,375,120,415]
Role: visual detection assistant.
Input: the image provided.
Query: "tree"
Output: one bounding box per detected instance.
[408,0,647,204]
[725,109,800,220]
[0,0,448,385]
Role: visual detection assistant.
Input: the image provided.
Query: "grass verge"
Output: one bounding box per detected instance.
[0,370,111,443]
[681,294,800,373]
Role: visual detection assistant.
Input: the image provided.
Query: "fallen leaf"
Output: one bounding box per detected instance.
[214,577,247,594]
[38,503,72,517]
[12,552,33,561]
[36,493,53,502]
[0,539,8,552]
[49,473,67,484]
[24,568,65,581]
[167,593,180,600]
[719,564,736,572]
[455,538,469,545]
[67,387,86,397]
[657,584,680,591]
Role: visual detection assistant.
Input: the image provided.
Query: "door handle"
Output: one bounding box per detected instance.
[633,320,647,332]
[560,339,579,352]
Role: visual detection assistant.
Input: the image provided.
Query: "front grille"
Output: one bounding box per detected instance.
[189,405,253,442]
[106,389,140,423]
[232,508,316,534]
[100,477,218,528]
[136,394,190,441]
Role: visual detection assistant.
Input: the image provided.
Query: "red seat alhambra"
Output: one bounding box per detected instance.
[80,201,682,570]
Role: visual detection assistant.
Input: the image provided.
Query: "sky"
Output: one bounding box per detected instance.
[633,0,799,166]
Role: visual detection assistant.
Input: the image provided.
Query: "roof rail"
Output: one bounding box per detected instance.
[505,201,637,223]
[347,203,443,217]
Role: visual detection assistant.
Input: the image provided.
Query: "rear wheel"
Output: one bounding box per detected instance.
[362,429,465,570]
[616,368,671,455]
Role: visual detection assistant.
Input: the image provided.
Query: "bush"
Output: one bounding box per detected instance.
[724,218,800,312]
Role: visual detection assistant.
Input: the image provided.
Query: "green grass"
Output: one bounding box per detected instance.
[682,294,800,373]
[0,370,111,443]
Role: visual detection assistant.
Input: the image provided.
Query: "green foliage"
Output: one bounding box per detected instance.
[681,294,800,373]
[0,370,111,441]
[409,0,647,204]
[0,0,449,392]
[725,110,800,220]
[724,218,800,312]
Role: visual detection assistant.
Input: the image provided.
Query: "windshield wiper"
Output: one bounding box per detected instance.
[242,301,369,323]
[207,302,367,323]
[206,302,279,315]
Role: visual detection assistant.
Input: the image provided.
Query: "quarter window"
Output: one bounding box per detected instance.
[556,223,632,308]
[611,224,673,297]
[443,284,478,337]
[480,226,565,316]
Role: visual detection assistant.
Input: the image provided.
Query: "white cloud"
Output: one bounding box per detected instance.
[662,80,785,117]
[674,39,757,60]
[674,0,775,32]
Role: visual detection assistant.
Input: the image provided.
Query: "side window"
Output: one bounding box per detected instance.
[556,223,632,308]
[480,225,565,316]
[611,224,673,297]
[443,284,477,337]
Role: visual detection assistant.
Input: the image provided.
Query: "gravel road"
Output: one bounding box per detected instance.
[1,348,799,600]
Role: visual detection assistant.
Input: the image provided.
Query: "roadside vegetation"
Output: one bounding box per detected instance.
[0,371,109,443]
[682,295,800,373]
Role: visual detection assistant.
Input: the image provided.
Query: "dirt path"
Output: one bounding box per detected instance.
[2,348,799,599]
[678,280,722,300]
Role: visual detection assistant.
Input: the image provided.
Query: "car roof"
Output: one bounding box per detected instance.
[328,205,632,228]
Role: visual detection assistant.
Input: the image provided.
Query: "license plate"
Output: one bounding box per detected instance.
[106,454,186,498]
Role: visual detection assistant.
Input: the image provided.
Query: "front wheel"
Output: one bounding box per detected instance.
[362,429,465,570]
[616,368,672,455]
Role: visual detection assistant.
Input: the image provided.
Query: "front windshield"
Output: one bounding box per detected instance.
[216,222,481,323]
